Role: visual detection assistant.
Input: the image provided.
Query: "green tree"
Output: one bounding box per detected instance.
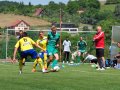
[67,1,79,14]
[114,4,120,18]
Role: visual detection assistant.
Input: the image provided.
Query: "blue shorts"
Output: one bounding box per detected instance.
[20,49,37,59]
[38,51,48,59]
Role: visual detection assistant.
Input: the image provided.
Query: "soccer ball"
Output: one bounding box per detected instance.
[53,66,60,71]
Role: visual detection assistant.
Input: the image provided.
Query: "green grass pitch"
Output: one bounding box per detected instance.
[0,62,120,90]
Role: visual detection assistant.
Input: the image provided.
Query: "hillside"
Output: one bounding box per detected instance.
[0,14,50,28]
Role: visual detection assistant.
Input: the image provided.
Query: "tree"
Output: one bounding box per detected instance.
[114,4,120,18]
[66,1,79,14]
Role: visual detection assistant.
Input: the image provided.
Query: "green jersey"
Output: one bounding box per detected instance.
[47,31,60,55]
[77,40,87,51]
[47,31,60,47]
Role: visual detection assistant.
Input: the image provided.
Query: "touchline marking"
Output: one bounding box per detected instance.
[65,69,120,76]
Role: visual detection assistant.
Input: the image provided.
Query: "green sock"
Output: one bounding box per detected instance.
[77,56,80,63]
[51,60,58,68]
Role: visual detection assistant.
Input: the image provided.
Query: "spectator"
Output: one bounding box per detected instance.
[93,26,105,70]
[77,37,87,62]
[62,37,71,63]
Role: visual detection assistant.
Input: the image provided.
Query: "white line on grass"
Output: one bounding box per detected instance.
[67,69,120,76]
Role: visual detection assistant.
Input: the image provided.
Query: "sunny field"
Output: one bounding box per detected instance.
[0,62,120,90]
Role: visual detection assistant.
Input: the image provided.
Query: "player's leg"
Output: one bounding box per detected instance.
[51,53,59,69]
[32,59,38,72]
[19,58,24,74]
[19,51,27,74]
[43,52,48,70]
[77,51,81,63]
[22,58,25,66]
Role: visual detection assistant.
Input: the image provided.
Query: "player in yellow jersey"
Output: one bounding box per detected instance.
[13,32,45,74]
[32,31,48,72]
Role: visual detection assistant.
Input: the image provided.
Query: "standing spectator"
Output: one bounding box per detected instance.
[62,37,71,63]
[93,26,105,70]
[77,37,87,62]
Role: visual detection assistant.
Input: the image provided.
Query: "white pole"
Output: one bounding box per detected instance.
[6,29,8,60]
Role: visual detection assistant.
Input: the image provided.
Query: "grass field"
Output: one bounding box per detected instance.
[0,62,120,90]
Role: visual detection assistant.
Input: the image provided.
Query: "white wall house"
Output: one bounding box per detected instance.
[8,20,30,32]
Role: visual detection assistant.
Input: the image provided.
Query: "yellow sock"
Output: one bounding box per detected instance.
[37,58,44,69]
[33,59,38,69]
[22,58,25,63]
[44,53,47,69]
[19,59,23,71]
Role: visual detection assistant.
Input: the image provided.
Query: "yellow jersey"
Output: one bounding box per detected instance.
[36,36,47,51]
[15,37,35,51]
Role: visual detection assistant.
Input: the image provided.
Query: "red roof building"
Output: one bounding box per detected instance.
[8,20,30,32]
[34,8,43,16]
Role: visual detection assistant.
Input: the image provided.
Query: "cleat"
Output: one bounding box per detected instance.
[96,68,101,70]
[50,68,57,72]
[42,69,48,73]
[19,70,22,74]
[32,69,36,72]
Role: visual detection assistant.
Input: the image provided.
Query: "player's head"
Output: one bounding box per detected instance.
[51,26,57,34]
[39,31,44,38]
[117,42,120,48]
[80,37,83,41]
[19,30,24,35]
[23,32,27,37]
[96,26,102,33]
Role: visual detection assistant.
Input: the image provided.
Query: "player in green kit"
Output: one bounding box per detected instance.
[47,26,60,71]
[77,37,87,62]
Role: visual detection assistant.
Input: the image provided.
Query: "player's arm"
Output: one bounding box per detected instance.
[31,39,45,51]
[13,41,19,62]
[93,32,104,41]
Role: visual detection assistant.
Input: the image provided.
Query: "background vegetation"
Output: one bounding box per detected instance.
[0,0,120,60]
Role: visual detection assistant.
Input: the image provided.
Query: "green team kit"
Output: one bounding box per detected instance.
[47,31,60,56]
[77,40,87,53]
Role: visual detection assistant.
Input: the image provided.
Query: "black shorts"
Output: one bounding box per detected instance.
[91,59,97,64]
[96,48,104,58]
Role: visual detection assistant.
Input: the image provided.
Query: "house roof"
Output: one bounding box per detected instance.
[34,8,43,16]
[8,20,30,27]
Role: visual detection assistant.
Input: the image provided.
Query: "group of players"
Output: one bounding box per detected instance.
[12,26,60,74]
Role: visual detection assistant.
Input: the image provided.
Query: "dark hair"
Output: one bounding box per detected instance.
[23,32,27,37]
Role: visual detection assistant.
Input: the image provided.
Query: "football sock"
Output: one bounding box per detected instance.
[44,53,47,69]
[51,59,58,68]
[37,58,44,69]
[33,59,38,69]
[19,59,23,71]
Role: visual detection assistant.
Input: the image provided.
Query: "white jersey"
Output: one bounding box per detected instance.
[85,55,97,61]
[63,40,71,52]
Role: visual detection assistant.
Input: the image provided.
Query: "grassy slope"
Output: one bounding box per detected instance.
[0,14,50,28]
[0,62,120,90]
